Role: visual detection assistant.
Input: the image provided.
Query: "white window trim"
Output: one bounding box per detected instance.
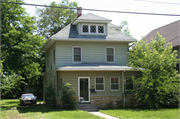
[105,46,115,63]
[72,46,82,63]
[125,76,134,91]
[110,76,120,91]
[94,76,105,91]
[81,24,105,34]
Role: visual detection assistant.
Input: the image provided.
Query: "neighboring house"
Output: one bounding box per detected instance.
[41,10,139,108]
[142,20,180,73]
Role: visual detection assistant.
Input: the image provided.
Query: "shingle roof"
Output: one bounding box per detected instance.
[76,13,111,21]
[142,20,180,47]
[50,23,135,41]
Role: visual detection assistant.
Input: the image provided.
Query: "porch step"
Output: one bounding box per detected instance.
[76,103,98,111]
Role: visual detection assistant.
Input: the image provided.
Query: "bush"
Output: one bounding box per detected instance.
[59,83,76,109]
[44,84,56,108]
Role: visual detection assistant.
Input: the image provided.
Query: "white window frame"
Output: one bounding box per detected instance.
[125,76,134,91]
[81,24,105,34]
[105,46,115,63]
[72,46,82,63]
[94,76,105,91]
[110,76,120,91]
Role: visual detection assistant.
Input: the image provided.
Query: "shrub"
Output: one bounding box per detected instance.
[59,83,76,109]
[44,84,56,108]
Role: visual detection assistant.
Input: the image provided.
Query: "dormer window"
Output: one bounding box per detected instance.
[82,24,105,34]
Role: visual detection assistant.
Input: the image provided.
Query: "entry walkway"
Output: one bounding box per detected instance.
[89,111,119,119]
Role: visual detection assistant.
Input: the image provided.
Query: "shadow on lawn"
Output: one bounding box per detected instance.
[16,104,75,114]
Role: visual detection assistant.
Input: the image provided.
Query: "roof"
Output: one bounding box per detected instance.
[72,13,112,25]
[41,13,137,52]
[55,63,142,71]
[142,20,180,47]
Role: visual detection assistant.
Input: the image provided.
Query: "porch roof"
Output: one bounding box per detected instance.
[55,63,142,71]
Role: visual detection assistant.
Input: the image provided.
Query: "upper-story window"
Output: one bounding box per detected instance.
[105,46,115,63]
[82,24,105,34]
[72,46,82,63]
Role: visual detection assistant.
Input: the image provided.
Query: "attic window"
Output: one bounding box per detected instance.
[83,25,88,32]
[82,24,105,34]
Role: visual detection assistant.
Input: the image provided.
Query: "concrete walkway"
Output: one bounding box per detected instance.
[89,111,119,119]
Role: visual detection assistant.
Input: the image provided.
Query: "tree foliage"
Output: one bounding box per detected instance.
[36,0,78,39]
[119,21,132,37]
[1,0,45,98]
[128,33,179,108]
[59,83,76,109]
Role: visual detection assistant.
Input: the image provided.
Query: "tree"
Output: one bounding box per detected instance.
[128,33,179,108]
[1,0,45,98]
[36,0,78,39]
[119,21,132,37]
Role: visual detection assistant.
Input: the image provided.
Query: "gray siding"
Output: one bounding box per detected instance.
[56,41,129,67]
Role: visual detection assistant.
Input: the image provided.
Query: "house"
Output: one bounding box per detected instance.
[41,9,139,108]
[142,20,180,73]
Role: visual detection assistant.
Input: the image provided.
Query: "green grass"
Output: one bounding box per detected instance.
[99,108,180,119]
[0,99,104,119]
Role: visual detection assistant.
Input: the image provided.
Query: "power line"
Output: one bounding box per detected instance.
[134,0,180,5]
[0,1,180,16]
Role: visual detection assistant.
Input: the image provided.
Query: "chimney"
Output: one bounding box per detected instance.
[77,7,82,18]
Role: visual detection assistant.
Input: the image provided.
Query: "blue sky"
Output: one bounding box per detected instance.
[23,0,180,40]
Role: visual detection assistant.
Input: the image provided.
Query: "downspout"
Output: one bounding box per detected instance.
[122,70,125,108]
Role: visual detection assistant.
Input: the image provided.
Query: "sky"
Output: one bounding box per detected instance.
[23,0,180,40]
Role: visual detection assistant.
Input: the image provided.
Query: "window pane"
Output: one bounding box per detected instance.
[126,84,133,90]
[111,77,118,83]
[83,25,88,32]
[74,48,81,54]
[90,25,96,33]
[96,84,104,90]
[126,77,133,84]
[74,55,81,61]
[98,26,104,33]
[107,48,113,54]
[96,77,103,83]
[111,84,119,90]
[107,55,113,62]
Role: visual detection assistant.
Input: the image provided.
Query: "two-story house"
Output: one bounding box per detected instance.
[142,20,180,73]
[41,10,139,108]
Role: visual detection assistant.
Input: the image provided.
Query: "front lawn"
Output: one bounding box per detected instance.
[99,108,180,119]
[0,99,104,119]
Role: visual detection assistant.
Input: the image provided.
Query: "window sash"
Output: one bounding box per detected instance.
[73,47,82,62]
[125,77,134,90]
[110,77,119,91]
[95,77,104,91]
[82,24,104,34]
[106,47,114,62]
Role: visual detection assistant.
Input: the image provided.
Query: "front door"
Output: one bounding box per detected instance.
[78,77,90,102]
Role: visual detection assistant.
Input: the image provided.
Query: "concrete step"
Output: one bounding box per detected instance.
[76,104,98,111]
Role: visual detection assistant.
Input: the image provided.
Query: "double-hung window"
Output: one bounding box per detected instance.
[106,47,115,63]
[72,46,82,62]
[125,77,134,91]
[95,77,105,91]
[110,77,120,91]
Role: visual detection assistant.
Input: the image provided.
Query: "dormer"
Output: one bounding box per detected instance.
[72,13,112,35]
